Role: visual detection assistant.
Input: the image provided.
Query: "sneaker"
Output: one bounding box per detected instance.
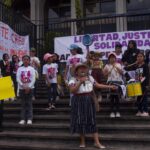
[116,112,121,118]
[19,120,25,125]
[136,111,142,116]
[140,112,149,117]
[27,120,32,125]
[56,96,59,101]
[51,104,56,109]
[32,96,35,101]
[110,112,115,118]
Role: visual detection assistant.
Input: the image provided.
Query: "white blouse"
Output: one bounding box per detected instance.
[68,76,95,94]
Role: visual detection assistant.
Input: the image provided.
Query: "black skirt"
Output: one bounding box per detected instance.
[70,94,97,134]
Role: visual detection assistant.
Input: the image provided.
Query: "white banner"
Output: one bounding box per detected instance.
[54,30,150,61]
[0,21,29,59]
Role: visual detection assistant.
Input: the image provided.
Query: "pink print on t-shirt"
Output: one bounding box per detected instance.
[21,71,31,83]
[69,58,80,65]
[48,67,55,79]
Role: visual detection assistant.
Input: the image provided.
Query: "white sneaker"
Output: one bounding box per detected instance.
[27,120,32,125]
[136,111,142,116]
[51,104,56,109]
[110,112,115,118]
[32,96,35,101]
[19,120,25,125]
[116,112,121,118]
[56,96,59,101]
[140,112,149,117]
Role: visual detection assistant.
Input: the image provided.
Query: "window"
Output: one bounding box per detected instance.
[85,0,115,17]
[127,0,150,12]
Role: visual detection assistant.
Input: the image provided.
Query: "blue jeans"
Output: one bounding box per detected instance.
[47,83,57,105]
[137,93,148,113]
[19,89,33,120]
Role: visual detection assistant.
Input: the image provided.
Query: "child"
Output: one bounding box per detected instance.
[103,52,124,118]
[43,53,58,109]
[135,52,149,117]
[11,55,22,99]
[17,55,36,125]
[68,63,116,149]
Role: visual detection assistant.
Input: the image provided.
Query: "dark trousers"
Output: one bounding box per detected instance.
[47,83,57,105]
[137,94,148,113]
[19,90,33,120]
[110,95,120,113]
[12,74,17,97]
[0,100,4,131]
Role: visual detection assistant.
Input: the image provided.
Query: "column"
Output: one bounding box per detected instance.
[116,0,127,32]
[71,0,77,35]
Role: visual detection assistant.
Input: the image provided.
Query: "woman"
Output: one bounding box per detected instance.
[68,63,116,149]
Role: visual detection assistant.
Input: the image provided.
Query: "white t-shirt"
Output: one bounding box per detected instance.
[30,56,40,71]
[66,54,86,78]
[104,63,123,82]
[17,66,36,89]
[42,63,58,84]
[68,76,95,94]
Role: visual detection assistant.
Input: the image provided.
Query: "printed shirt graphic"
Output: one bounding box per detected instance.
[66,54,86,77]
[42,63,58,83]
[17,66,36,89]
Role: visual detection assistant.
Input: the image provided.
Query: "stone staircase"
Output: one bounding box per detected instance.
[0,79,150,150]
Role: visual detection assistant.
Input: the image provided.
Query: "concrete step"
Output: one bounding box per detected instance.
[0,139,150,150]
[3,114,150,125]
[0,131,150,146]
[3,122,150,134]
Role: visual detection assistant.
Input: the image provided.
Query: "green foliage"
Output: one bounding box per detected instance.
[75,0,82,19]
[75,0,84,34]
[43,31,63,54]
[2,0,13,7]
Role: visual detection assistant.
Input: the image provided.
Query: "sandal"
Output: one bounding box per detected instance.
[94,143,106,149]
[79,144,86,148]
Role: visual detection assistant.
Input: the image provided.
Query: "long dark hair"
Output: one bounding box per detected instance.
[127,40,137,50]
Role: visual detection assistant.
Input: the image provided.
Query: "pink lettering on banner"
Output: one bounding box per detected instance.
[10,49,28,58]
[11,33,25,45]
[0,26,9,39]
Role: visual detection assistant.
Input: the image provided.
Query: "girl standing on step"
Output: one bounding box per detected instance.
[43,53,58,109]
[17,55,36,125]
[103,52,124,118]
[68,63,116,149]
[135,52,149,117]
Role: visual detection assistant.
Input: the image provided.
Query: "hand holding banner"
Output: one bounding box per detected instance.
[0,76,15,100]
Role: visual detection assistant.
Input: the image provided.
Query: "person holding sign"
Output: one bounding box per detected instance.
[17,55,36,125]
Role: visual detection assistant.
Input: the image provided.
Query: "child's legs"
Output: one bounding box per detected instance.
[26,90,33,120]
[110,95,115,112]
[80,134,85,146]
[141,94,148,113]
[114,95,120,112]
[137,96,143,112]
[0,100,4,129]
[51,83,57,105]
[20,90,27,120]
[47,86,52,105]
